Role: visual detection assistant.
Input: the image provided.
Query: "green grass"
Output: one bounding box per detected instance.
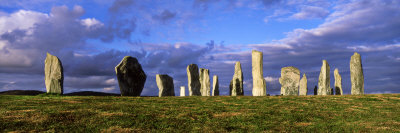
[1,94,400,132]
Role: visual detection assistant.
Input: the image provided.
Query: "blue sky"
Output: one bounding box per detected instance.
[0,0,399,96]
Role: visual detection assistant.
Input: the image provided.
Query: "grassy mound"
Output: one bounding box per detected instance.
[1,94,400,132]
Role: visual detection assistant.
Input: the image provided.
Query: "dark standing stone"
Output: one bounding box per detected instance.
[115,56,147,96]
[314,86,318,95]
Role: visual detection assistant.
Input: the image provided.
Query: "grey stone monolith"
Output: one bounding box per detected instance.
[229,61,244,96]
[199,68,210,96]
[279,66,300,96]
[252,50,266,96]
[334,68,343,95]
[156,74,175,97]
[318,60,330,95]
[350,52,364,95]
[299,74,308,96]
[115,56,147,96]
[187,64,201,96]
[212,75,219,96]
[180,86,185,96]
[44,53,64,94]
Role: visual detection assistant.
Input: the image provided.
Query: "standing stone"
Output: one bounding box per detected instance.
[318,60,330,95]
[115,56,147,96]
[187,64,201,96]
[331,88,334,95]
[44,53,64,94]
[252,50,266,96]
[230,61,244,96]
[156,74,175,97]
[334,68,343,95]
[212,75,219,96]
[279,66,300,96]
[313,86,318,95]
[199,68,210,96]
[180,86,185,96]
[299,74,308,96]
[350,52,364,95]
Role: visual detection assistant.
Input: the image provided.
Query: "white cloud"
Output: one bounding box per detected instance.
[264,76,278,83]
[291,5,329,19]
[0,10,48,34]
[347,44,400,52]
[81,18,104,28]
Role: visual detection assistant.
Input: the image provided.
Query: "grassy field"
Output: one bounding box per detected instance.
[1,94,400,132]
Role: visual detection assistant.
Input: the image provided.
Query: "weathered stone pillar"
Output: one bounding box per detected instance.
[115,56,146,96]
[44,53,64,94]
[318,60,330,95]
[230,61,244,96]
[252,50,266,96]
[350,52,364,95]
[180,86,185,96]
[156,74,175,97]
[299,74,307,96]
[199,68,210,96]
[212,75,219,96]
[279,66,300,96]
[334,68,343,95]
[187,64,201,96]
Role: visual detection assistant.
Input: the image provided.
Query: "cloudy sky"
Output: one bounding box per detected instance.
[0,0,399,96]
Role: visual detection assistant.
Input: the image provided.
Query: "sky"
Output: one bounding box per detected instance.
[0,0,399,96]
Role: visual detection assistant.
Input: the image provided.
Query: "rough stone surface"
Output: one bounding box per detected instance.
[212,75,219,96]
[180,86,185,96]
[156,74,175,97]
[279,66,300,96]
[199,68,210,96]
[299,74,308,96]
[334,68,343,95]
[187,64,201,96]
[318,60,330,95]
[44,53,64,94]
[313,86,318,95]
[252,50,266,96]
[115,56,147,96]
[350,52,364,95]
[229,61,244,96]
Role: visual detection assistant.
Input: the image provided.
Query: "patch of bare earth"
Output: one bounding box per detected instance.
[101,126,142,133]
[295,122,312,126]
[213,112,242,118]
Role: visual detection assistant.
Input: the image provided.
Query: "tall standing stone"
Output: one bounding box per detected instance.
[156,74,175,97]
[350,52,364,95]
[187,64,201,96]
[44,53,64,94]
[230,61,244,96]
[334,68,343,95]
[318,60,330,95]
[199,68,210,96]
[180,86,185,96]
[252,50,266,96]
[115,56,147,96]
[313,86,318,95]
[212,75,219,96]
[279,66,300,96]
[299,74,308,96]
